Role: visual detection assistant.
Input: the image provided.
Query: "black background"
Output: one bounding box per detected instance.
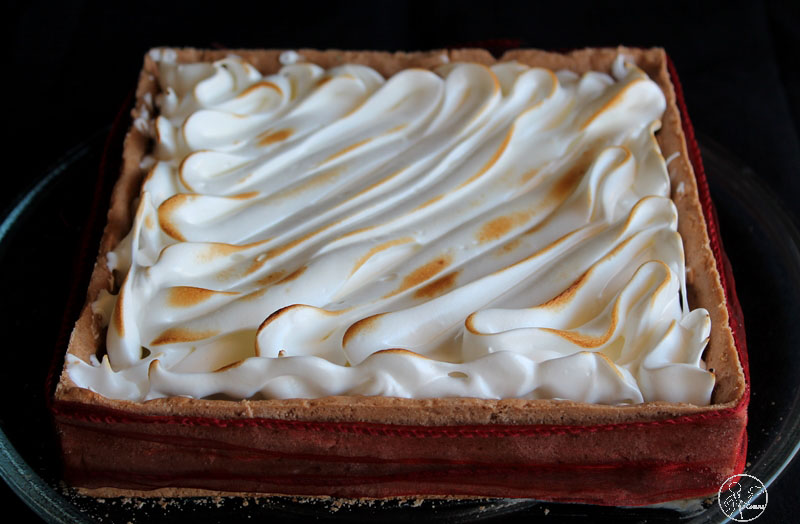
[6,0,799,521]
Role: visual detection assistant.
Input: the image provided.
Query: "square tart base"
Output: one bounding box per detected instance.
[52,47,748,506]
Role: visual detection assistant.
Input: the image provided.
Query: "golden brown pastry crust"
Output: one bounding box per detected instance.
[54,46,745,428]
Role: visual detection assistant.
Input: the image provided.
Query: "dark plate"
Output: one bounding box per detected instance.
[0,131,798,523]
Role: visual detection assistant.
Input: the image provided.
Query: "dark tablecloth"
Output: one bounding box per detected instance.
[6,1,799,521]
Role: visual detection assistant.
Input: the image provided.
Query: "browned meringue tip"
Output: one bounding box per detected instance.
[213,359,246,373]
[464,312,480,335]
[494,237,523,257]
[335,224,377,242]
[580,78,646,131]
[253,269,288,287]
[255,304,342,357]
[540,270,590,310]
[620,195,676,231]
[457,126,512,189]
[150,327,220,346]
[384,123,409,135]
[474,62,501,94]
[177,151,202,192]
[349,236,414,277]
[413,194,444,211]
[413,270,461,300]
[147,359,161,377]
[256,304,298,339]
[281,265,308,283]
[111,278,129,337]
[370,348,432,360]
[592,351,626,380]
[257,128,293,146]
[342,312,387,348]
[236,80,281,98]
[383,253,453,299]
[322,137,373,165]
[229,191,260,200]
[153,115,166,144]
[167,286,238,308]
[476,211,532,245]
[541,323,615,349]
[157,194,192,241]
[648,260,674,305]
[182,239,270,265]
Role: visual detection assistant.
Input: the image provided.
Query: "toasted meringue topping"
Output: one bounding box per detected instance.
[69,53,714,405]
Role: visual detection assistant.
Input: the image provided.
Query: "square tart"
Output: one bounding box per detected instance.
[52,47,748,505]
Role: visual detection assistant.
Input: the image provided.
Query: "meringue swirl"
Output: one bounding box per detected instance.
[67,53,714,405]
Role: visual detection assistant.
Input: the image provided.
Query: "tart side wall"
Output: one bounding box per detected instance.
[54,400,746,505]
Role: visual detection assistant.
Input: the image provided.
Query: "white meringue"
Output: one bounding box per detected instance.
[68,53,713,405]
